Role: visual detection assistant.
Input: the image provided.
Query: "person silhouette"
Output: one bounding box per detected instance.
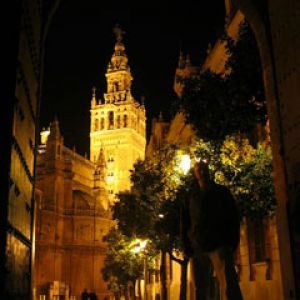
[89,291,98,300]
[189,159,243,300]
[81,288,89,300]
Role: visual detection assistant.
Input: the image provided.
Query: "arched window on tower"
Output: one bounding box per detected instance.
[94,119,99,131]
[123,114,128,128]
[100,118,105,130]
[108,111,114,129]
[117,116,121,128]
[113,81,119,92]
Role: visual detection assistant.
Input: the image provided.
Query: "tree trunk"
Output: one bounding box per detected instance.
[160,251,168,300]
[132,280,137,300]
[125,284,130,300]
[138,279,142,299]
[179,257,189,300]
[114,291,120,300]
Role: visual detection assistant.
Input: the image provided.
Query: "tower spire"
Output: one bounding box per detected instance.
[103,25,133,104]
[91,86,97,107]
[113,24,125,43]
[107,24,129,73]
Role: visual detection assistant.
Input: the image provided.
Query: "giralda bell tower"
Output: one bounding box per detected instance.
[90,25,146,200]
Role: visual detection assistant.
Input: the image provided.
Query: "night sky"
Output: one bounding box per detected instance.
[40,1,225,156]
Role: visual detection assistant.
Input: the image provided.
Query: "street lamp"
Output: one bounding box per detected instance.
[130,239,148,254]
[178,154,191,175]
[130,239,148,300]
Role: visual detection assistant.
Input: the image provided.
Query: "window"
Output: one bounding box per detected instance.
[123,114,128,127]
[108,111,114,129]
[94,119,99,131]
[100,118,105,130]
[117,116,121,128]
[113,81,119,91]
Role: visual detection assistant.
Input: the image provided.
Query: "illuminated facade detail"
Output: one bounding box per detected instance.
[90,25,146,197]
[173,51,201,98]
[35,119,112,299]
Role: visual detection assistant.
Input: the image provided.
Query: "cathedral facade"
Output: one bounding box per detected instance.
[33,27,146,299]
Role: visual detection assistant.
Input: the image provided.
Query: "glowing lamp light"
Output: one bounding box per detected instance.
[178,154,191,175]
[130,239,148,254]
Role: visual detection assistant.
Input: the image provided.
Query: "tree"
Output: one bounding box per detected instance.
[176,18,274,218]
[192,136,276,218]
[113,144,194,300]
[102,228,148,300]
[223,142,275,218]
[179,20,267,143]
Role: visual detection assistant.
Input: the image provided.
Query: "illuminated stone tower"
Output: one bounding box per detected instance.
[90,25,146,198]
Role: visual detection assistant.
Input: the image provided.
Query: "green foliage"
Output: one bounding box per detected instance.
[173,19,274,218]
[179,20,267,142]
[107,144,195,297]
[224,21,265,113]
[101,228,146,292]
[113,143,191,256]
[231,144,276,218]
[192,137,276,218]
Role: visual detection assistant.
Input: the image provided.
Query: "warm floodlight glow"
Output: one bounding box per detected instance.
[179,155,191,175]
[40,128,50,145]
[107,173,114,184]
[130,239,148,254]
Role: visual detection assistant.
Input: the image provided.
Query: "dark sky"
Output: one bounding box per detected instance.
[40,1,225,156]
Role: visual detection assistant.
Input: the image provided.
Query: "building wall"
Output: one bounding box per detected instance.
[34,120,113,299]
[268,1,300,296]
[238,217,282,300]
[1,1,41,299]
[234,0,300,297]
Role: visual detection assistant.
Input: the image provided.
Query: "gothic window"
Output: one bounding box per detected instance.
[108,111,114,129]
[123,114,128,128]
[108,82,113,93]
[247,218,267,263]
[100,118,105,130]
[117,116,121,128]
[94,119,99,131]
[113,81,119,92]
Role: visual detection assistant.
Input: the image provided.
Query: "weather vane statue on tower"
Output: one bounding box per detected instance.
[113,24,125,42]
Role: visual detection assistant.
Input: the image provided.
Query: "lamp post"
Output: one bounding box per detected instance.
[130,239,148,300]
